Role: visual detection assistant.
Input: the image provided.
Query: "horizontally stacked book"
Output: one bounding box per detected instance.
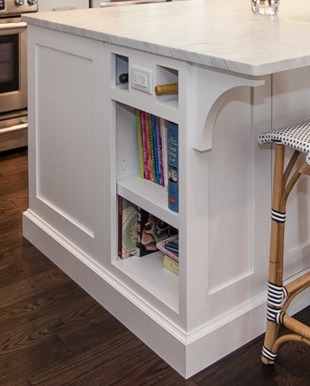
[136,109,178,213]
[157,236,179,276]
[118,196,179,275]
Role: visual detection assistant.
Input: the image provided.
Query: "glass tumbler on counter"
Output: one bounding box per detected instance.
[251,0,280,15]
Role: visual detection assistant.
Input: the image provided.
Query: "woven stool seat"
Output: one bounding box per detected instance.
[258,118,310,365]
[259,119,310,165]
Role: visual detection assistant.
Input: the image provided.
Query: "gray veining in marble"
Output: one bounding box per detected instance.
[23,0,310,76]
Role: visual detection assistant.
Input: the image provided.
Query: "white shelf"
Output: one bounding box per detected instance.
[155,97,178,111]
[117,174,179,229]
[113,251,179,312]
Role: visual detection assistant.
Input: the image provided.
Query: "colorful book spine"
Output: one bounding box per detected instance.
[136,109,144,178]
[148,113,156,183]
[145,112,153,181]
[140,111,150,180]
[154,115,162,186]
[136,111,176,195]
[167,121,179,212]
[152,114,160,184]
[160,118,168,189]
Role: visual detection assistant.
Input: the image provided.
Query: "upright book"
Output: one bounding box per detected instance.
[167,121,179,212]
[118,196,138,259]
[160,118,168,189]
[136,109,144,178]
[136,110,168,188]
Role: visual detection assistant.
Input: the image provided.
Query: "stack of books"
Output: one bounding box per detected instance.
[136,110,166,187]
[156,235,179,276]
[118,196,178,259]
[136,109,179,213]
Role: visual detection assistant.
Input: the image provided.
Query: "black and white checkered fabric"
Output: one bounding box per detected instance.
[258,119,310,165]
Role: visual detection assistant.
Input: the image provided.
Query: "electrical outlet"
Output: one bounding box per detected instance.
[131,65,153,94]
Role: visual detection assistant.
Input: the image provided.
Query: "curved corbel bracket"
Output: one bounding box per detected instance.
[190,66,265,152]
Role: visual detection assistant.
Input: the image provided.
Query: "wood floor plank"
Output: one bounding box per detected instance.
[59,305,127,355]
[0,274,41,311]
[0,288,103,356]
[0,266,81,325]
[29,264,78,293]
[276,341,310,381]
[0,335,74,386]
[28,331,192,386]
[0,242,55,287]
[0,167,28,196]
[0,191,28,216]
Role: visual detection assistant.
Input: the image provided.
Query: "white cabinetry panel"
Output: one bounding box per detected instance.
[27,27,107,264]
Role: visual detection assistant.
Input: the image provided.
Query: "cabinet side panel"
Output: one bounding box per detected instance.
[207,88,253,292]
[27,27,106,261]
[183,79,272,329]
[36,45,94,235]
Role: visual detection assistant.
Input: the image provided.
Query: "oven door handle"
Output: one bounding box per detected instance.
[1,123,28,134]
[52,5,76,10]
[0,22,27,30]
[99,0,165,6]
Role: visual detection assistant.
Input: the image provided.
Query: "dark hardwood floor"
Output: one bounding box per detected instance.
[1,148,310,386]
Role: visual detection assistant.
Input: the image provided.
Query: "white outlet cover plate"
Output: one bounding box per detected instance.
[131,65,153,94]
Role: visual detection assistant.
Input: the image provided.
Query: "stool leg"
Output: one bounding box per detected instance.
[261,146,310,364]
[262,144,286,364]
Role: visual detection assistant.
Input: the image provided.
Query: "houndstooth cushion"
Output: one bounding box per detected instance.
[258,119,310,165]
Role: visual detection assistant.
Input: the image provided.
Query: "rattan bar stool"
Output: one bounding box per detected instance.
[258,119,310,364]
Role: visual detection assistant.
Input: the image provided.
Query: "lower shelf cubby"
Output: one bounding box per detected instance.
[115,194,179,312]
[113,251,179,312]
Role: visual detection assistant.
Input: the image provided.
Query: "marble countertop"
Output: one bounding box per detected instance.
[23,0,310,76]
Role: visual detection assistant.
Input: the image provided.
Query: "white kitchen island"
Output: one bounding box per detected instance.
[23,0,310,378]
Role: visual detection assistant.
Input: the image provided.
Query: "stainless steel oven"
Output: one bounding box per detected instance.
[0,19,27,114]
[0,0,38,152]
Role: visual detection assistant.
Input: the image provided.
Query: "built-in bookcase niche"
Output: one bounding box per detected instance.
[113,53,129,90]
[114,100,179,312]
[156,65,178,108]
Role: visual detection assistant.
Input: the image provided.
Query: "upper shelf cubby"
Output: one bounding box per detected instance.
[114,54,129,90]
[155,65,178,109]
